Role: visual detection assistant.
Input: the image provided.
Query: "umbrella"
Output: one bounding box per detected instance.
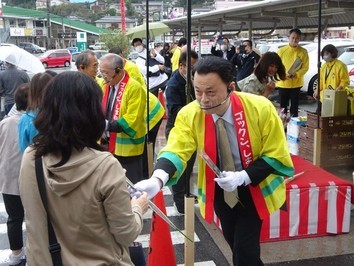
[0,46,45,74]
[126,22,171,39]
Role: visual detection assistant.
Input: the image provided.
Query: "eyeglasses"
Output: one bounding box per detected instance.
[100,70,111,78]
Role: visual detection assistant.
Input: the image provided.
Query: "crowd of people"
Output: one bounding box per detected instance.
[0,27,350,266]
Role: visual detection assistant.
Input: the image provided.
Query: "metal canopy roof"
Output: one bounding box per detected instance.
[162,0,354,36]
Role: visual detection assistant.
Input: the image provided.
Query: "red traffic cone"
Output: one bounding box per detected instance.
[147,191,176,266]
[158,89,168,119]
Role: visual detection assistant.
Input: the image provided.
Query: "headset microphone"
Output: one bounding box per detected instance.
[199,91,231,110]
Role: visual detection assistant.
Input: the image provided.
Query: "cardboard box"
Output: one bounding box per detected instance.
[307,112,354,132]
[321,90,348,117]
[287,135,299,155]
[286,117,307,138]
[301,113,354,166]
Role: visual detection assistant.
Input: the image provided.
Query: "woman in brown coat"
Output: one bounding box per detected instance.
[19,72,149,265]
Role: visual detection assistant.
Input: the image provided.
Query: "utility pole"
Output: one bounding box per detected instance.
[120,0,126,32]
[46,0,51,48]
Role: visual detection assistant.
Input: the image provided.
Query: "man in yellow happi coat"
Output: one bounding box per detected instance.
[135,56,294,265]
[99,54,147,183]
[108,47,165,178]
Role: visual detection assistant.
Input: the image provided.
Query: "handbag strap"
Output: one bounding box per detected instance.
[35,157,63,266]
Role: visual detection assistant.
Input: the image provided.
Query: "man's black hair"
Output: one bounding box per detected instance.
[131,38,143,46]
[178,37,187,47]
[193,56,235,84]
[289,28,302,35]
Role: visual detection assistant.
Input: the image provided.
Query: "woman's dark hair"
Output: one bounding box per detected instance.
[45,70,58,77]
[33,71,106,167]
[254,52,286,82]
[28,72,53,111]
[193,56,235,84]
[15,83,30,111]
[321,44,338,59]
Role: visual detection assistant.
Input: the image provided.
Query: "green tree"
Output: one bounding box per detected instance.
[106,8,117,16]
[125,0,136,17]
[99,29,130,58]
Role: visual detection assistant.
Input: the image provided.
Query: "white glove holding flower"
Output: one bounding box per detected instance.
[134,178,161,199]
[214,170,251,192]
[134,169,169,199]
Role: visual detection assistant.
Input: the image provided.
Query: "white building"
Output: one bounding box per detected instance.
[36,0,69,10]
[94,16,136,30]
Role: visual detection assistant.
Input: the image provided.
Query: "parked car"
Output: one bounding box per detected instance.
[257,42,289,55]
[89,42,106,50]
[0,43,17,47]
[256,41,312,55]
[301,40,354,94]
[127,51,139,62]
[18,42,46,53]
[39,49,71,68]
[70,50,108,71]
[337,46,354,86]
[67,47,78,54]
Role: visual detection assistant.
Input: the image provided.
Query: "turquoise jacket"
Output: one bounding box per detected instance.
[18,110,38,153]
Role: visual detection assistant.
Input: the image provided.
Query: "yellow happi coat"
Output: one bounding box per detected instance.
[102,74,146,157]
[158,92,294,222]
[123,59,165,130]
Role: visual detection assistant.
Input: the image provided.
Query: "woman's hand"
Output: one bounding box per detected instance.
[131,192,149,214]
[266,80,275,91]
[313,89,318,99]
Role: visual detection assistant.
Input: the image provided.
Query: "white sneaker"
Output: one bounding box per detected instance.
[8,248,26,266]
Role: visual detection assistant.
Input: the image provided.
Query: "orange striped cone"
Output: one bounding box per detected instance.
[147,191,176,265]
[158,89,168,119]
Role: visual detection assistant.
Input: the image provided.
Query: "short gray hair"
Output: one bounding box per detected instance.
[100,53,124,69]
[75,50,96,69]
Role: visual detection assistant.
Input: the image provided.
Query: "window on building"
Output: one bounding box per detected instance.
[9,18,16,27]
[18,19,26,27]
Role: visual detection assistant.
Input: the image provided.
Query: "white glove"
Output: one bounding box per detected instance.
[214,170,250,192]
[134,177,161,199]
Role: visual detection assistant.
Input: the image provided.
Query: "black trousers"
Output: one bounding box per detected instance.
[278,87,301,117]
[114,154,143,184]
[2,194,24,251]
[142,118,163,178]
[171,152,197,210]
[150,79,168,97]
[214,185,264,266]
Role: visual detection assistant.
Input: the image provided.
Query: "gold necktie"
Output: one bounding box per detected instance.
[216,118,238,208]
